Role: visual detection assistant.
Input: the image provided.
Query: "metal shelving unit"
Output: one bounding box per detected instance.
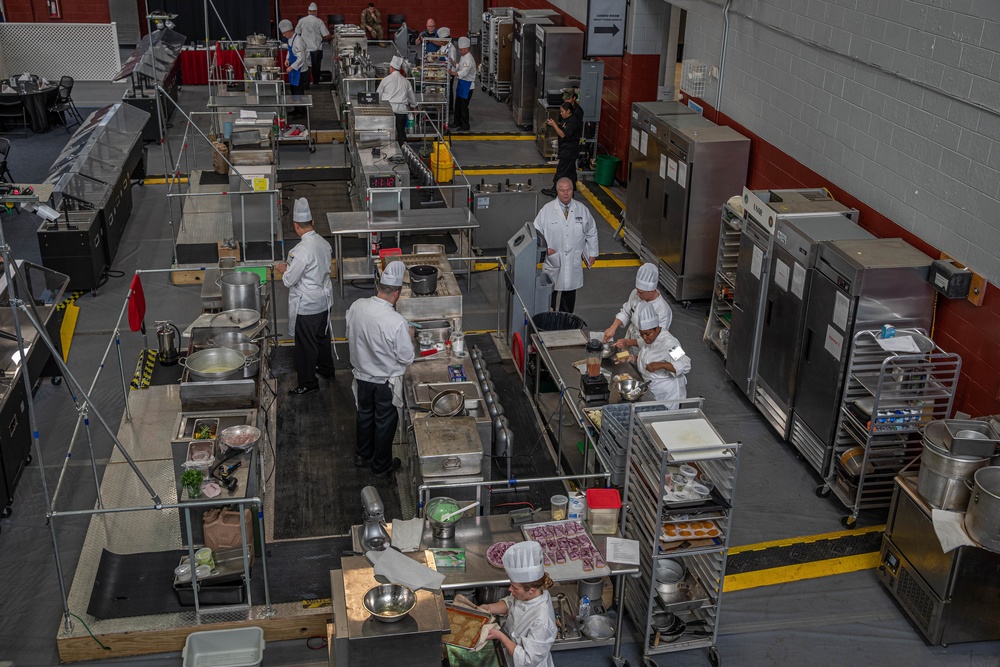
[617,400,741,667]
[418,40,450,129]
[480,8,513,99]
[819,329,961,528]
[703,203,742,359]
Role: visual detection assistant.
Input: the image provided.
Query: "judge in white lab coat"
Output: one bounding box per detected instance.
[633,302,691,408]
[376,55,417,145]
[345,261,414,478]
[276,198,334,396]
[296,2,331,85]
[603,262,673,348]
[532,177,599,313]
[480,541,557,667]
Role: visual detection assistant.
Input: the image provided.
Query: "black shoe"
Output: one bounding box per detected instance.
[317,370,335,380]
[373,457,401,478]
[540,188,556,197]
[461,126,471,132]
[288,385,318,396]
[354,455,372,467]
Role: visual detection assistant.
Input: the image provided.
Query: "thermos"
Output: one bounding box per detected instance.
[155,320,182,366]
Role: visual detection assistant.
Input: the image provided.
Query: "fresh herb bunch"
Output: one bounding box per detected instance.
[181,469,204,488]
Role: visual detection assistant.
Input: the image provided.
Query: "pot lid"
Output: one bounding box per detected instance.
[211,309,260,330]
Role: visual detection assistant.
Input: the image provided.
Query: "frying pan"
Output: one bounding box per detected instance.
[651,612,709,645]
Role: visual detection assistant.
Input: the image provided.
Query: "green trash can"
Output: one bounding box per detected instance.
[593,155,621,186]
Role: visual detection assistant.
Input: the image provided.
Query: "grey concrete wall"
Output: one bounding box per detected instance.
[670,0,1000,283]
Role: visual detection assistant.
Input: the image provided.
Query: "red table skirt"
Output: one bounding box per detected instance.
[179,48,248,85]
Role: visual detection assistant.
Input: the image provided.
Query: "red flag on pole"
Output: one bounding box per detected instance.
[128,274,146,332]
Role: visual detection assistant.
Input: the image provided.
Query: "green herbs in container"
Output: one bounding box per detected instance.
[181,469,204,499]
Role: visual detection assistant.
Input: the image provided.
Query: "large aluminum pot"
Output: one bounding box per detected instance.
[220,271,261,312]
[965,466,1000,551]
[917,439,990,510]
[409,265,438,295]
[246,34,267,46]
[232,342,260,378]
[180,347,246,382]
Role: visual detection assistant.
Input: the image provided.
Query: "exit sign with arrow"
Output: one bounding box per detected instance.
[586,0,627,56]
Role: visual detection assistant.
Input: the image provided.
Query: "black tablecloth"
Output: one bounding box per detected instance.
[0,86,59,132]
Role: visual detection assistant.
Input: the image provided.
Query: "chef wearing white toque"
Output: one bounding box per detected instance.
[603,262,673,348]
[279,19,310,97]
[345,261,414,478]
[634,301,691,407]
[376,54,417,144]
[479,541,557,667]
[450,36,476,131]
[276,198,334,395]
[296,2,331,85]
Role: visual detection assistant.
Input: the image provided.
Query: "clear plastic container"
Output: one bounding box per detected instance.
[550,494,568,521]
[586,488,622,535]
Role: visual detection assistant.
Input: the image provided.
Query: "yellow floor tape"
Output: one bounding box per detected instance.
[727,524,886,554]
[448,135,535,141]
[577,181,624,238]
[59,303,79,362]
[143,177,189,185]
[463,167,556,175]
[724,552,882,592]
[600,183,626,210]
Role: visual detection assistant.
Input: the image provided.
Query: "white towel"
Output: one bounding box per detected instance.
[367,548,445,591]
[389,517,424,552]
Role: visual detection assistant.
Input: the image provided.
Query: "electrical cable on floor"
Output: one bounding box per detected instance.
[306,636,328,650]
[69,612,111,651]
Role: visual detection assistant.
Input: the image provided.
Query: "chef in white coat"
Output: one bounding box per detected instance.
[279,19,310,98]
[345,261,414,478]
[634,302,691,408]
[277,198,335,396]
[532,177,599,313]
[480,541,557,667]
[296,2,331,85]
[603,262,673,348]
[376,55,418,144]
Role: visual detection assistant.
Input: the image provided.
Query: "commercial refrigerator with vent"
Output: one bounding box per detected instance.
[510,11,561,126]
[725,188,859,401]
[788,238,934,473]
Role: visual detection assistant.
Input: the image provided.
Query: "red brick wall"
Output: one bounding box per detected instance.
[684,93,1000,419]
[5,0,111,22]
[279,1,470,40]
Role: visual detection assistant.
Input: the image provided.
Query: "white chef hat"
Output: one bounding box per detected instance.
[308,2,318,10]
[636,302,660,331]
[635,262,658,291]
[292,198,312,223]
[278,19,293,32]
[382,261,405,287]
[437,27,450,38]
[458,36,471,49]
[389,55,404,70]
[502,541,545,583]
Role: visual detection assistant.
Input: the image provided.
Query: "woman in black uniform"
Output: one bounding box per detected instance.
[541,102,582,197]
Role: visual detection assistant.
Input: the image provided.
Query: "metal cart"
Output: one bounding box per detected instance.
[615,400,741,667]
[817,329,961,528]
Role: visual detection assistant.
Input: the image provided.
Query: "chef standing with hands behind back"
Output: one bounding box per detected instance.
[276,198,335,396]
[532,177,598,313]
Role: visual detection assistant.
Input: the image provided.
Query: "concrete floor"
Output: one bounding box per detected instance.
[0,70,997,667]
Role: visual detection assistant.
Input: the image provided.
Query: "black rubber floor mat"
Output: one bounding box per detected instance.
[86,535,351,620]
[465,334,566,514]
[271,345,401,540]
[199,170,230,186]
[725,530,883,574]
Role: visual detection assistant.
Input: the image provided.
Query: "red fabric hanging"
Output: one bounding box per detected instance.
[127,274,145,332]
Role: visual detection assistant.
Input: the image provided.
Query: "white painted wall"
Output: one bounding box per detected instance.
[669,0,1000,282]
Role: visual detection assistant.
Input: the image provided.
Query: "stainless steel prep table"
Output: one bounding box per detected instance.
[530,333,653,477]
[326,209,479,298]
[351,512,639,655]
[207,93,315,153]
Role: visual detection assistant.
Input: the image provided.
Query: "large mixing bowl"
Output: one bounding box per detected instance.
[614,379,648,402]
[363,584,416,623]
[425,497,463,539]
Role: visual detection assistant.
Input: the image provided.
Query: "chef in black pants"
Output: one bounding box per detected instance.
[541,102,582,197]
[276,198,335,395]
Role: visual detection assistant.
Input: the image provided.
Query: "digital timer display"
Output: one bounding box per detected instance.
[369,176,397,188]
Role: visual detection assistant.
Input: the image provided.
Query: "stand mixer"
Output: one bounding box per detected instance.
[360,486,391,551]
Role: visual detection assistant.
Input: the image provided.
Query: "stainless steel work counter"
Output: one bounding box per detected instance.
[415,512,639,590]
[326,209,479,297]
[530,333,652,477]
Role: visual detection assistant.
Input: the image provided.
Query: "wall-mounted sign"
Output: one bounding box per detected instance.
[585,0,626,57]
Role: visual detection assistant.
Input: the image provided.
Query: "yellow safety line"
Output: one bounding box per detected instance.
[59,303,79,362]
[143,177,189,185]
[724,552,881,592]
[600,183,625,210]
[448,135,535,141]
[727,524,885,554]
[463,167,556,175]
[577,180,623,238]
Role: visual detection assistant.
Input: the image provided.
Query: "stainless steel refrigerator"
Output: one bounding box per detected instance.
[789,238,934,474]
[754,215,873,439]
[533,26,583,101]
[726,188,859,400]
[511,17,552,125]
[624,102,695,255]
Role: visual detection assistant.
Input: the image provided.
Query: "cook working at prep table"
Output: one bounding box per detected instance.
[628,301,690,407]
[602,262,673,351]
